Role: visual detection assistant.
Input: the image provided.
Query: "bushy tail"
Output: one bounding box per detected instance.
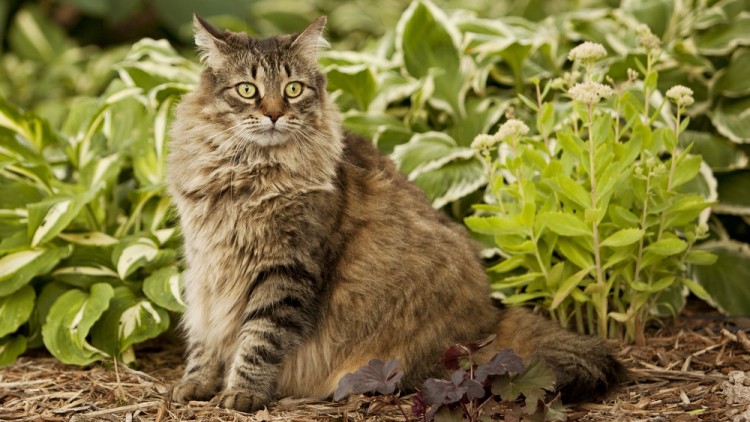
[488,307,626,403]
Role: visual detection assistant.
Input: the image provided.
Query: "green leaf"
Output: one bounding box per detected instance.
[112,236,161,280]
[643,238,688,256]
[411,157,486,209]
[143,266,186,313]
[0,246,72,297]
[42,283,114,365]
[685,250,718,266]
[0,335,27,367]
[680,131,748,172]
[715,48,750,98]
[487,255,527,274]
[694,15,750,56]
[556,174,592,209]
[691,240,750,316]
[714,170,750,215]
[0,285,35,338]
[325,64,377,111]
[7,6,69,62]
[600,229,644,248]
[396,0,466,116]
[465,216,527,236]
[539,212,591,237]
[558,238,594,269]
[608,205,640,227]
[550,267,591,311]
[91,287,170,359]
[392,132,463,176]
[671,155,702,189]
[27,196,86,247]
[711,97,750,143]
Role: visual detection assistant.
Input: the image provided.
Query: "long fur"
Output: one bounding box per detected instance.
[167,16,624,412]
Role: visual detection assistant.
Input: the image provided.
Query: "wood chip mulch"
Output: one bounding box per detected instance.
[2,304,749,421]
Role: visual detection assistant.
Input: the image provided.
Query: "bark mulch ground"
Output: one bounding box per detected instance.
[2,303,749,421]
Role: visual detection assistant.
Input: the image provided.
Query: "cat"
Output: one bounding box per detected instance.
[166,15,625,412]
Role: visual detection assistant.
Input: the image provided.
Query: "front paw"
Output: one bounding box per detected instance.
[173,377,221,403]
[217,388,269,413]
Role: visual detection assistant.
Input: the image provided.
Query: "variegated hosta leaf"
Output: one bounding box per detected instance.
[112,235,176,280]
[325,64,377,111]
[396,0,468,117]
[392,132,485,208]
[42,283,114,365]
[692,240,750,316]
[143,266,186,313]
[715,48,750,98]
[0,246,72,296]
[680,131,748,172]
[91,287,169,360]
[710,97,750,143]
[116,38,200,92]
[713,170,750,216]
[7,5,68,63]
[0,335,27,367]
[58,232,118,247]
[132,97,172,186]
[27,196,88,247]
[0,285,35,338]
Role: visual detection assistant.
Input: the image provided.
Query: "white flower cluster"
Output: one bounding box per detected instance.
[568,41,607,62]
[637,24,661,52]
[495,119,530,141]
[567,81,613,105]
[471,119,530,151]
[471,133,499,151]
[666,85,695,108]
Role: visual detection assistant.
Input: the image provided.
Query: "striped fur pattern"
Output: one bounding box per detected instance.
[167,16,624,412]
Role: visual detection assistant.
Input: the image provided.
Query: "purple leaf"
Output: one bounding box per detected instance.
[440,334,497,370]
[461,378,486,401]
[474,348,525,383]
[333,358,404,401]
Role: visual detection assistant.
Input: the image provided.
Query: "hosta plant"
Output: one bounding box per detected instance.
[0,39,198,366]
[465,36,716,344]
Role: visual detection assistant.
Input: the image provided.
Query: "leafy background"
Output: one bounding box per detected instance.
[1,0,749,366]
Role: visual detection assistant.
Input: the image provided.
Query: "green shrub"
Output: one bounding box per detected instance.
[0,39,196,366]
[465,36,715,343]
[1,0,749,367]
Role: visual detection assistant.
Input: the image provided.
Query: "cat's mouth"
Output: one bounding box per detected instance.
[253,127,290,147]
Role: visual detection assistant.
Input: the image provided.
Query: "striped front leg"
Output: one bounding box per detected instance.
[217,265,320,412]
[173,343,224,403]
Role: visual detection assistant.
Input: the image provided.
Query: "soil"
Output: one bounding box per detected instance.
[2,301,749,421]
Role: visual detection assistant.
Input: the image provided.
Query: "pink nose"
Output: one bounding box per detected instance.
[265,111,282,123]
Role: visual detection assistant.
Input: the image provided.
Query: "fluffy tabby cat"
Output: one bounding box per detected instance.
[167,15,624,412]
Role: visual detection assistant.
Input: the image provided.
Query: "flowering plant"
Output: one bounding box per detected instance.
[466,35,715,343]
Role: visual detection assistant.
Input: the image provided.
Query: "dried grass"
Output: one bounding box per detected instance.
[2,306,749,421]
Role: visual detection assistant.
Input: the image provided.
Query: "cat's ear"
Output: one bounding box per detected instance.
[291,16,330,60]
[193,14,227,68]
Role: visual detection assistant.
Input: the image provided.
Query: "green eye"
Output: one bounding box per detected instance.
[236,83,257,98]
[284,82,304,98]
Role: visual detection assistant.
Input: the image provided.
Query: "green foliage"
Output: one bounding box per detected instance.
[2,0,750,367]
[465,37,715,342]
[0,39,196,367]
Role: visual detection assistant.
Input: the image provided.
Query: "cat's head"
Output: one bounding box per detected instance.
[188,15,333,148]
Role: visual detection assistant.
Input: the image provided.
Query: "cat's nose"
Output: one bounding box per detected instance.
[265,111,282,123]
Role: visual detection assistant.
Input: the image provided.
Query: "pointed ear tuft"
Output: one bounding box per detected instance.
[291,16,329,60]
[193,14,226,68]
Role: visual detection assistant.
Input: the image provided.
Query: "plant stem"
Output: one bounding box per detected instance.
[631,167,652,345]
[586,104,607,338]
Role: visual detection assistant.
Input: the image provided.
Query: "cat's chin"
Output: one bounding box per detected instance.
[253,131,291,147]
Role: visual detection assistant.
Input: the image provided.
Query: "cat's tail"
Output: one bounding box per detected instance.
[486,307,626,403]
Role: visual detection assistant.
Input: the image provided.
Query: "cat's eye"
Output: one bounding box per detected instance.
[284,82,304,98]
[236,83,257,99]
